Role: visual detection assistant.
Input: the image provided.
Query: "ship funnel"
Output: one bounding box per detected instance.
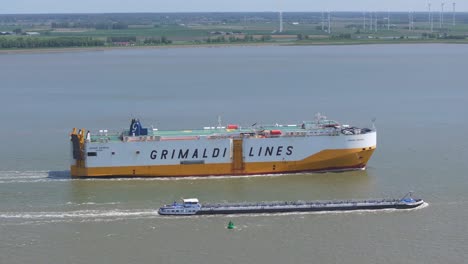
[129,118,148,136]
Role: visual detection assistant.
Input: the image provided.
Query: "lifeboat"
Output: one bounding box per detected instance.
[270,130,282,135]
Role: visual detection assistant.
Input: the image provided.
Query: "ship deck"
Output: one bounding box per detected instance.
[85,116,371,143]
[89,124,325,143]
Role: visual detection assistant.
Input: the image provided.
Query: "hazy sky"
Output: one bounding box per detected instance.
[1,0,466,14]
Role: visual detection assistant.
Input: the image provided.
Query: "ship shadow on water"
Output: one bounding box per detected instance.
[44,168,375,183]
[48,170,72,179]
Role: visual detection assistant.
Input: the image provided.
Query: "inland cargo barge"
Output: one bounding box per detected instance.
[158,193,424,216]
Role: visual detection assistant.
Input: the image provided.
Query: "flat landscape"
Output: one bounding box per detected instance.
[1,12,468,51]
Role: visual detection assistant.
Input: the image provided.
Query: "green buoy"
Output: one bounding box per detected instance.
[227,220,235,229]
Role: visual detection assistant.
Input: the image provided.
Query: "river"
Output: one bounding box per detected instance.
[0,44,467,264]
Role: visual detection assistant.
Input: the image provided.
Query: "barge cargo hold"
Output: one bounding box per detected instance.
[70,114,376,177]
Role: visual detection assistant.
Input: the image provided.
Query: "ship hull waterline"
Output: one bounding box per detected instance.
[158,200,425,216]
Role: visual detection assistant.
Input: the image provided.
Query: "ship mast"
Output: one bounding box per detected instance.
[217,115,222,128]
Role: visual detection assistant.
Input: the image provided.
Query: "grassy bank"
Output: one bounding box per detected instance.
[2,38,468,55]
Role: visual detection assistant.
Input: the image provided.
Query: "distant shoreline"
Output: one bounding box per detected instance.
[1,40,467,54]
[0,43,281,54]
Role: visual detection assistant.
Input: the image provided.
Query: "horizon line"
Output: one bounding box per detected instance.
[1,10,468,15]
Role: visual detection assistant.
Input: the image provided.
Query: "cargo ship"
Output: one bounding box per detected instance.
[70,113,376,177]
[158,193,424,216]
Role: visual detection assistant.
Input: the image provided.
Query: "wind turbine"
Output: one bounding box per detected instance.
[363,11,366,31]
[409,11,412,31]
[279,11,283,33]
[277,0,283,33]
[387,10,390,30]
[427,2,434,33]
[321,11,324,31]
[374,12,378,32]
[440,2,445,28]
[452,2,456,26]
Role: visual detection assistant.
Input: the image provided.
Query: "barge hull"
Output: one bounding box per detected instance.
[194,202,423,215]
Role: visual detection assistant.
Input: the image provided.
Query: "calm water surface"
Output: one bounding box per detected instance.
[0,44,467,264]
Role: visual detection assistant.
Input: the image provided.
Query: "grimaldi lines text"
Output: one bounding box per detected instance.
[70,114,377,177]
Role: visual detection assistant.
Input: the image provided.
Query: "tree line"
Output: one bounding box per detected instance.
[204,35,272,43]
[107,36,137,42]
[143,36,172,45]
[51,22,129,30]
[0,36,175,49]
[0,37,105,48]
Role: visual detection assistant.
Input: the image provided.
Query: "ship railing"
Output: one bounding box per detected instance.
[89,130,122,142]
[207,134,244,140]
[95,129,160,142]
[340,127,374,136]
[90,137,111,143]
[123,135,162,142]
[283,130,340,137]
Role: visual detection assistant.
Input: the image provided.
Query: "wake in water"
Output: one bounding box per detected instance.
[0,170,70,184]
[0,203,429,225]
[0,209,159,223]
[0,170,307,184]
[0,171,50,180]
[65,201,122,206]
